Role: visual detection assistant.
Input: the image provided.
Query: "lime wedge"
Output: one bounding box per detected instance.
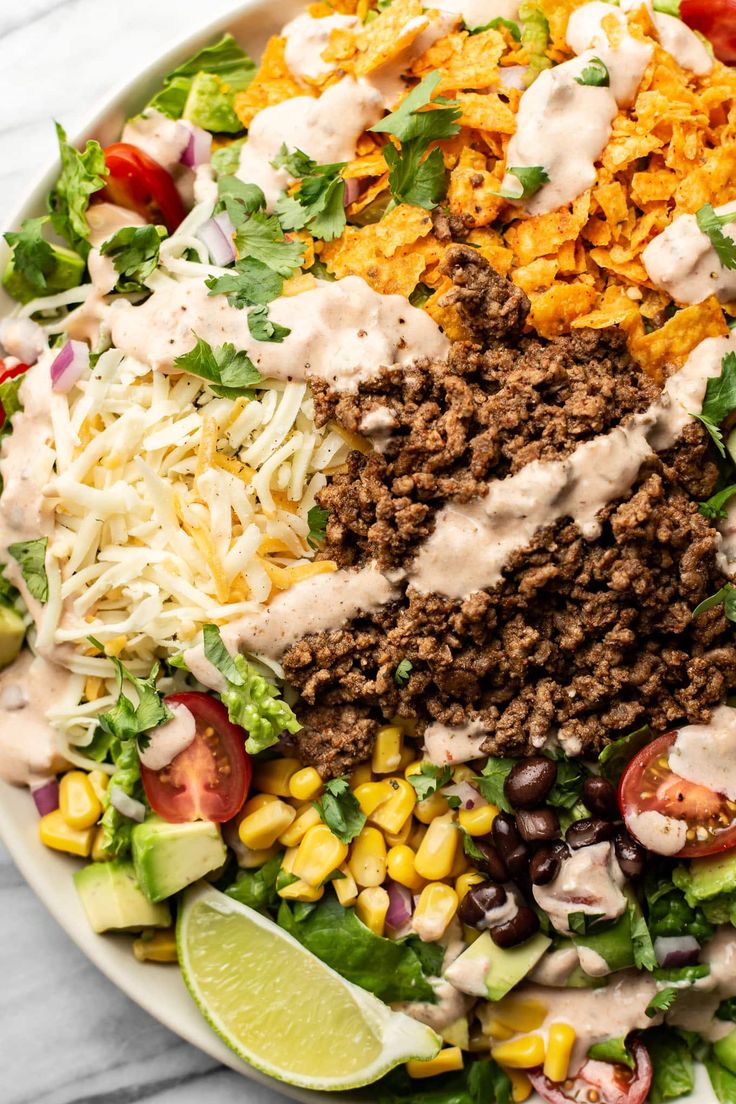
[177,884,441,1090]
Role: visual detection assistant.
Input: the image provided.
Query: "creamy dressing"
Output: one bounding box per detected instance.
[566,3,654,106]
[643,202,736,307]
[121,110,188,174]
[576,945,611,978]
[283,13,361,84]
[619,0,713,74]
[398,978,474,1033]
[0,651,70,785]
[138,701,196,770]
[528,944,580,986]
[358,405,398,454]
[108,274,448,389]
[669,705,736,801]
[423,718,489,765]
[237,77,384,209]
[627,809,688,855]
[432,0,518,25]
[369,12,458,109]
[0,318,46,365]
[669,930,736,1042]
[532,842,627,936]
[86,202,147,295]
[410,333,736,599]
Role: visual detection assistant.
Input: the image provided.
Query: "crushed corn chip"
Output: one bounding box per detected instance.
[528,283,598,339]
[631,297,729,377]
[234,37,307,127]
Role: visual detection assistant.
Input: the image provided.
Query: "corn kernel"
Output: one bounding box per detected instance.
[59,771,103,830]
[543,1023,576,1083]
[458,803,498,837]
[414,791,450,824]
[356,886,390,936]
[278,803,322,847]
[252,757,301,797]
[242,793,279,815]
[391,715,417,735]
[507,1070,532,1103]
[133,929,178,963]
[452,764,476,783]
[450,846,469,878]
[408,821,427,850]
[372,725,403,774]
[414,813,458,880]
[88,769,109,804]
[278,877,325,902]
[413,882,459,942]
[387,844,425,891]
[91,826,113,863]
[455,871,486,902]
[398,746,416,770]
[239,799,295,849]
[293,823,348,887]
[39,809,94,857]
[349,826,387,887]
[406,1048,464,1079]
[237,844,280,869]
[492,997,548,1033]
[404,759,423,780]
[349,763,373,788]
[485,1020,515,1041]
[491,1035,546,1069]
[334,864,359,907]
[370,777,416,835]
[353,780,393,817]
[289,766,323,801]
[384,817,413,847]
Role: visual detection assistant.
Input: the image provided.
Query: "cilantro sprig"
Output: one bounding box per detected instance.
[370,72,461,211]
[314,777,366,844]
[273,146,347,243]
[699,484,736,521]
[100,224,167,291]
[696,203,736,271]
[693,583,736,622]
[394,658,413,687]
[690,350,736,457]
[575,56,610,87]
[3,217,55,298]
[173,336,261,398]
[495,166,550,201]
[407,762,452,800]
[306,505,328,551]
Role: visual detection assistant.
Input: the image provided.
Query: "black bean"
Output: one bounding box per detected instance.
[566,817,616,850]
[530,841,568,886]
[458,882,507,928]
[491,906,540,948]
[583,777,620,821]
[516,808,560,843]
[472,839,509,883]
[504,757,557,810]
[492,813,529,877]
[614,828,647,877]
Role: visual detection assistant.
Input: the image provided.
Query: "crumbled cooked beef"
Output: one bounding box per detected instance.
[431,207,472,242]
[282,704,378,779]
[441,244,530,345]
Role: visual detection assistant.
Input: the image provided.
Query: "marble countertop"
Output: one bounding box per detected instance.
[0,3,287,1101]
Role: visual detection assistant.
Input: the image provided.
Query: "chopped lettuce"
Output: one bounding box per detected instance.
[48,123,108,255]
[225,854,282,912]
[598,724,653,783]
[8,537,48,603]
[646,1028,696,1103]
[147,34,255,132]
[645,873,714,944]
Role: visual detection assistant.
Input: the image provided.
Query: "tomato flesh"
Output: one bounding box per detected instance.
[99,143,186,232]
[0,361,29,428]
[528,1039,652,1104]
[681,0,736,64]
[141,692,252,823]
[619,730,736,858]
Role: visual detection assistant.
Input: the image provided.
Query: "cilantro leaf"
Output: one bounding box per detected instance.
[407,762,452,800]
[216,175,267,225]
[173,335,261,397]
[271,146,322,177]
[235,211,305,277]
[307,504,328,551]
[693,583,736,622]
[459,824,486,861]
[476,757,515,812]
[700,484,736,521]
[470,16,521,39]
[630,900,658,971]
[647,987,680,1018]
[247,304,291,343]
[100,224,167,290]
[697,203,736,271]
[495,165,550,201]
[8,537,48,602]
[273,148,348,243]
[314,777,366,844]
[383,143,449,211]
[3,217,55,297]
[371,73,461,144]
[409,282,433,308]
[48,123,108,254]
[206,256,284,310]
[394,658,413,687]
[575,56,610,87]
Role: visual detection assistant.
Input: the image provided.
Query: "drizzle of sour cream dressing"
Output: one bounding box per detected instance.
[668,705,736,802]
[643,201,736,307]
[423,718,489,765]
[283,12,361,84]
[121,110,189,174]
[626,809,688,856]
[138,701,196,771]
[0,650,70,786]
[501,2,652,215]
[409,332,736,599]
[86,202,147,296]
[431,0,519,26]
[532,841,627,936]
[619,0,713,75]
[107,274,448,389]
[236,77,384,209]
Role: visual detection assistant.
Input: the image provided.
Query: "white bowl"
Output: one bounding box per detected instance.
[0,4,719,1100]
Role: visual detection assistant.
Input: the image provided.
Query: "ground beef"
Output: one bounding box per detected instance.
[285,248,736,774]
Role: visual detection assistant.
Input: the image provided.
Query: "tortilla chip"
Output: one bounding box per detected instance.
[426,279,469,341]
[589,247,649,284]
[631,296,728,376]
[513,258,559,294]
[349,0,426,75]
[630,169,678,206]
[601,129,663,174]
[447,147,505,228]
[529,283,598,339]
[506,193,591,267]
[454,92,517,134]
[344,151,389,179]
[674,145,736,213]
[234,37,307,128]
[411,29,505,91]
[593,182,629,233]
[464,227,514,276]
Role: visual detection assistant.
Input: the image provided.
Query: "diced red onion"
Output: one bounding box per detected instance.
[109,785,146,823]
[31,779,59,817]
[180,121,213,168]
[343,178,364,207]
[442,780,481,810]
[654,935,700,967]
[50,340,89,393]
[386,880,414,931]
[498,65,527,90]
[197,215,236,267]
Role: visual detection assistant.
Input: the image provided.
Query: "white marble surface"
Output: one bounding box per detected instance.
[0,2,287,1101]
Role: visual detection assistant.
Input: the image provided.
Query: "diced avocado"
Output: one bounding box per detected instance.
[3,243,85,304]
[183,72,243,134]
[441,1017,469,1049]
[0,607,25,670]
[446,930,551,1002]
[74,860,171,933]
[682,852,736,902]
[132,816,227,903]
[715,1028,736,1075]
[564,964,608,989]
[572,910,635,976]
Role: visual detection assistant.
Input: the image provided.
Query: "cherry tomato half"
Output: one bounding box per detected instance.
[99,143,186,232]
[619,730,736,858]
[681,0,736,65]
[141,692,252,823]
[0,360,29,429]
[528,1038,652,1104]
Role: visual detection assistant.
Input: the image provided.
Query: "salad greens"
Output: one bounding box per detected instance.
[313,778,366,844]
[48,123,108,255]
[147,34,255,132]
[8,537,49,603]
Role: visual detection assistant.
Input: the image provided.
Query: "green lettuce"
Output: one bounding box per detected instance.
[147,34,255,132]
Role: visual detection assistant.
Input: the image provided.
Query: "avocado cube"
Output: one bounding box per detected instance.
[183,72,242,134]
[74,861,171,933]
[132,816,227,903]
[0,607,25,670]
[715,1028,736,1075]
[572,910,635,976]
[3,243,85,305]
[687,853,736,902]
[445,929,551,1002]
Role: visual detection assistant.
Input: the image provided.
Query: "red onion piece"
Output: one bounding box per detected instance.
[31,779,59,817]
[386,880,414,931]
[343,178,364,207]
[50,340,89,393]
[654,935,700,967]
[197,216,236,267]
[442,780,481,810]
[180,121,213,168]
[499,65,527,90]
